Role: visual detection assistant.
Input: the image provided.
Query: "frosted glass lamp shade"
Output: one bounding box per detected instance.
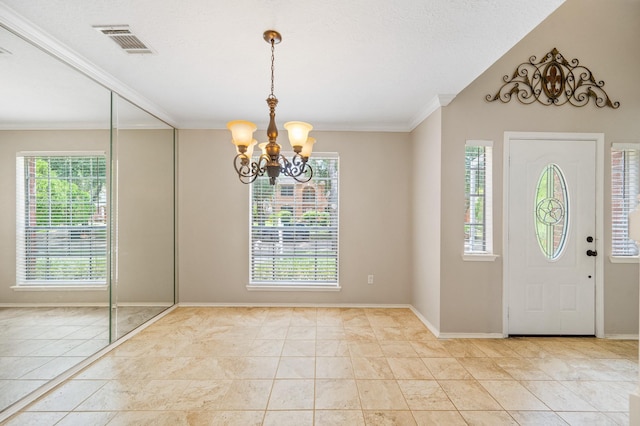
[284,121,313,148]
[227,120,257,147]
[301,137,316,157]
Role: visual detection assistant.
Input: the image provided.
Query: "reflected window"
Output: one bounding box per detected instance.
[16,153,107,285]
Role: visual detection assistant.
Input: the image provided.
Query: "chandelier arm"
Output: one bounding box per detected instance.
[233,153,265,183]
[280,153,313,182]
[290,164,313,183]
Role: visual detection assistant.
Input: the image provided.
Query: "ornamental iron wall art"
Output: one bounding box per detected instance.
[486,47,620,109]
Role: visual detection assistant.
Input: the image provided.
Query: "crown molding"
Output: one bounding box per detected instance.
[408,94,456,131]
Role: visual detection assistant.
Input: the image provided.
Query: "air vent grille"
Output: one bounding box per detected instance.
[93,25,154,54]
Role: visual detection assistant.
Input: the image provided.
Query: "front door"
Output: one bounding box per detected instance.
[507,137,597,335]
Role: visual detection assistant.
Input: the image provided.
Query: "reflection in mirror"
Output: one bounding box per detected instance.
[111,95,175,340]
[0,22,177,416]
[0,25,111,412]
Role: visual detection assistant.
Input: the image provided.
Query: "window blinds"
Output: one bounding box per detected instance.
[250,154,339,285]
[16,154,107,285]
[611,144,640,256]
[464,141,493,254]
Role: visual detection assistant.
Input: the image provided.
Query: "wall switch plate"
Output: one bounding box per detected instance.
[367,275,374,284]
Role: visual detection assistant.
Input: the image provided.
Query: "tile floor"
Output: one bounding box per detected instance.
[0,306,167,412]
[3,307,638,425]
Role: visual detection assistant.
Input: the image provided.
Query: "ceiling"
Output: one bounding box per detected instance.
[0,0,565,131]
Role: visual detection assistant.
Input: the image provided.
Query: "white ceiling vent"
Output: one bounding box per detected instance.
[93,25,154,54]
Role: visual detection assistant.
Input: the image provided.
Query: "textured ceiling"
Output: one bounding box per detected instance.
[0,0,565,131]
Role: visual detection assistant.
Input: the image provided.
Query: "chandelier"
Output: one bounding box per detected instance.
[227,30,315,185]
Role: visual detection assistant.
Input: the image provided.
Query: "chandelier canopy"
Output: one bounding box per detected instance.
[228,30,315,185]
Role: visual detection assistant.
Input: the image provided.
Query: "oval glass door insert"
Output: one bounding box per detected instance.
[534,163,569,260]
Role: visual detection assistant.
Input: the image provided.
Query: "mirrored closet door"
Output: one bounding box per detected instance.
[0,24,176,414]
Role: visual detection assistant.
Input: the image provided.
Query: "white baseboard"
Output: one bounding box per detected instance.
[604,334,639,340]
[408,305,440,338]
[0,302,109,308]
[115,302,174,307]
[178,302,414,309]
[438,332,505,339]
[0,302,173,308]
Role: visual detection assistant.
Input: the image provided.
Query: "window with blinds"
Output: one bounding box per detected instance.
[611,144,640,256]
[250,154,339,286]
[464,141,493,254]
[16,153,108,285]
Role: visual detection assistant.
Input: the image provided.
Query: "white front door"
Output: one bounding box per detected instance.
[507,137,597,335]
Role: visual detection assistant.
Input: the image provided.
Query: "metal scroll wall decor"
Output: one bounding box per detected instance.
[486,47,619,109]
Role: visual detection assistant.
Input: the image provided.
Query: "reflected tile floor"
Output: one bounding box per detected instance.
[0,306,167,413]
[3,307,638,425]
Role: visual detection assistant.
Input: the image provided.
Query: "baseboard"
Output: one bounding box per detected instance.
[408,306,440,338]
[0,302,109,308]
[0,302,173,308]
[438,332,505,339]
[115,302,174,307]
[178,302,414,309]
[604,334,639,340]
[407,306,504,339]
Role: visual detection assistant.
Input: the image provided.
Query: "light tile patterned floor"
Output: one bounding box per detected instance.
[0,306,167,412]
[3,307,638,425]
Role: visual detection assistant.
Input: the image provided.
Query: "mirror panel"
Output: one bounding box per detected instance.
[0,25,111,412]
[111,95,175,340]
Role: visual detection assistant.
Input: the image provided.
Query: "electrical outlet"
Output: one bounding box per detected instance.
[367,275,374,284]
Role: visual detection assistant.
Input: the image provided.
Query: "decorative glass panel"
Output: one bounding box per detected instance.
[534,163,569,260]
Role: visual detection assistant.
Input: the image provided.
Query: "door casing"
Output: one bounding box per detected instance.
[503,132,604,337]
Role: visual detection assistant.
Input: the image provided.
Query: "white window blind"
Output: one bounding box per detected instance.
[611,144,640,256]
[250,154,339,285]
[16,154,108,285]
[464,141,493,254]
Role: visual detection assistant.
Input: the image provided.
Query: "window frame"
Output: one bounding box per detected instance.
[247,152,340,291]
[463,140,497,261]
[610,142,640,261]
[14,151,109,289]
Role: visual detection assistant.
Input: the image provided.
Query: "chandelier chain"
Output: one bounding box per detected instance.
[270,39,275,98]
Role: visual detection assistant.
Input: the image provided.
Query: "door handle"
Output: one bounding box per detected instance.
[586,249,598,257]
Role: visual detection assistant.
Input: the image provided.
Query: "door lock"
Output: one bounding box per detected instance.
[586,249,598,257]
[586,236,594,243]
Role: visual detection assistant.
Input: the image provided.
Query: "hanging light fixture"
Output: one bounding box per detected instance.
[228,30,315,185]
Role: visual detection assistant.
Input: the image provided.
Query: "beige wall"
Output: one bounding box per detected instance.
[0,130,110,304]
[421,0,640,334]
[177,129,413,304]
[410,109,442,330]
[114,129,175,304]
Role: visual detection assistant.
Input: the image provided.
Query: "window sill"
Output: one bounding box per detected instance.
[246,284,341,292]
[609,256,639,264]
[462,254,499,262]
[11,285,108,291]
